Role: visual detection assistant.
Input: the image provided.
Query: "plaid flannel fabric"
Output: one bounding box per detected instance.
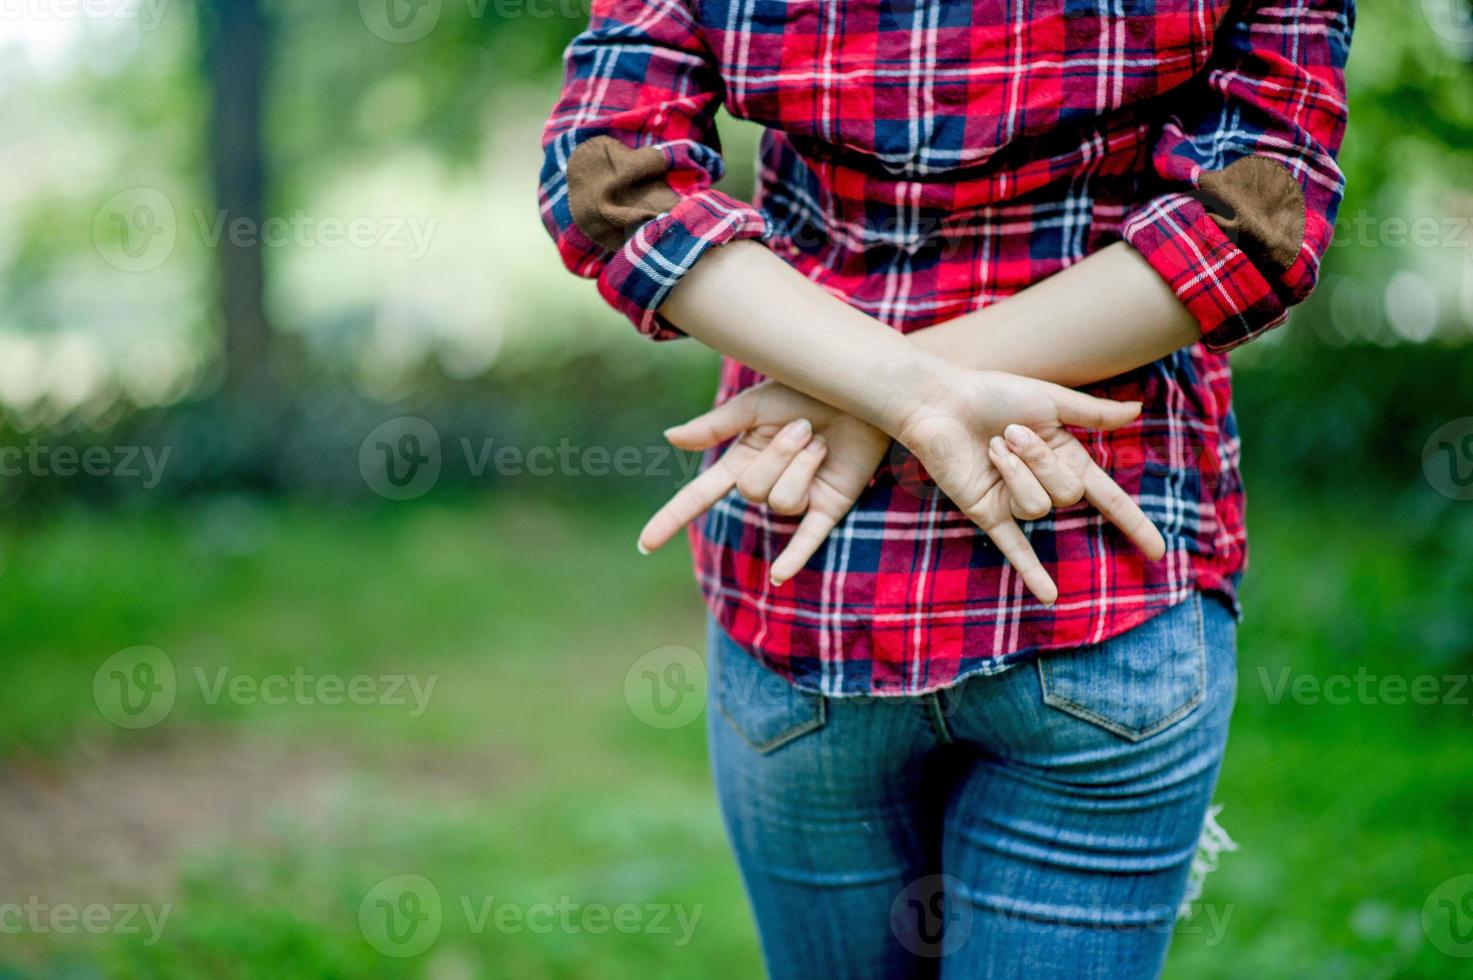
[539,0,1351,695]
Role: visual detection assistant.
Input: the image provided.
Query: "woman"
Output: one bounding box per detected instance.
[539,0,1350,976]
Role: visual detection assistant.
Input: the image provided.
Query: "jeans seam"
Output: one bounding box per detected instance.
[925,694,955,743]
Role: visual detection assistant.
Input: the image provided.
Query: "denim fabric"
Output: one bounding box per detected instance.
[708,593,1236,979]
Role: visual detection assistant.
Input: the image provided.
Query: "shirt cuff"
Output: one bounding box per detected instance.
[596,190,773,340]
[1122,191,1297,353]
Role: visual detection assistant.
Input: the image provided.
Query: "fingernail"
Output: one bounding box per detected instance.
[781,419,812,441]
[989,436,1012,466]
[637,540,651,556]
[1004,424,1032,450]
[805,435,827,454]
[769,572,786,587]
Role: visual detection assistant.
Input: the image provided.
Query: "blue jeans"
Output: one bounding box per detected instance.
[707,593,1236,980]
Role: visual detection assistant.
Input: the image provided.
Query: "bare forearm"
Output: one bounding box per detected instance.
[659,240,948,433]
[910,242,1201,387]
[659,239,1196,433]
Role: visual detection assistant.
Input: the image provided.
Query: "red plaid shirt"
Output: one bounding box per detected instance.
[539,0,1351,695]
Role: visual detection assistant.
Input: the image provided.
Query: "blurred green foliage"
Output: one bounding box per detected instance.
[0,0,1468,429]
[0,1,1470,977]
[0,495,1469,977]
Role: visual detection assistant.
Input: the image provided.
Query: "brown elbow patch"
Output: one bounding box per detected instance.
[566,136,682,252]
[1198,156,1306,275]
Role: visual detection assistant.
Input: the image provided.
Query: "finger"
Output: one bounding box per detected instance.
[663,390,759,451]
[983,518,1059,606]
[735,419,813,504]
[989,437,1053,522]
[770,508,841,586]
[1046,384,1143,432]
[637,451,743,553]
[767,436,827,516]
[1003,424,1084,505]
[1082,464,1167,560]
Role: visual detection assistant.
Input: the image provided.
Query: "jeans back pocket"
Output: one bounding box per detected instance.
[712,622,827,754]
[1037,595,1207,742]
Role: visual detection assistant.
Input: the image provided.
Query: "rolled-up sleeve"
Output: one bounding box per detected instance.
[538,0,771,340]
[1121,0,1353,353]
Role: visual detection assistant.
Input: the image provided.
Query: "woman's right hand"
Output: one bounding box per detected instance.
[890,367,1166,603]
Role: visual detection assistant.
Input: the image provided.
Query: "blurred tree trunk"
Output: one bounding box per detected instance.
[199,0,274,394]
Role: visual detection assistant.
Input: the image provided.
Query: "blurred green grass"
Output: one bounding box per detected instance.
[0,492,1467,978]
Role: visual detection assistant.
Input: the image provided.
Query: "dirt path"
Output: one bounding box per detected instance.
[0,729,521,903]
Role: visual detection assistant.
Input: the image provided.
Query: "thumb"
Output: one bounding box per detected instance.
[663,390,758,451]
[1049,386,1142,432]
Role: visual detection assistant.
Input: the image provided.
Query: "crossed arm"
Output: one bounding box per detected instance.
[638,239,1199,603]
[540,0,1350,600]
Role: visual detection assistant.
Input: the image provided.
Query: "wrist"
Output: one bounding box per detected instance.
[857,352,965,438]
